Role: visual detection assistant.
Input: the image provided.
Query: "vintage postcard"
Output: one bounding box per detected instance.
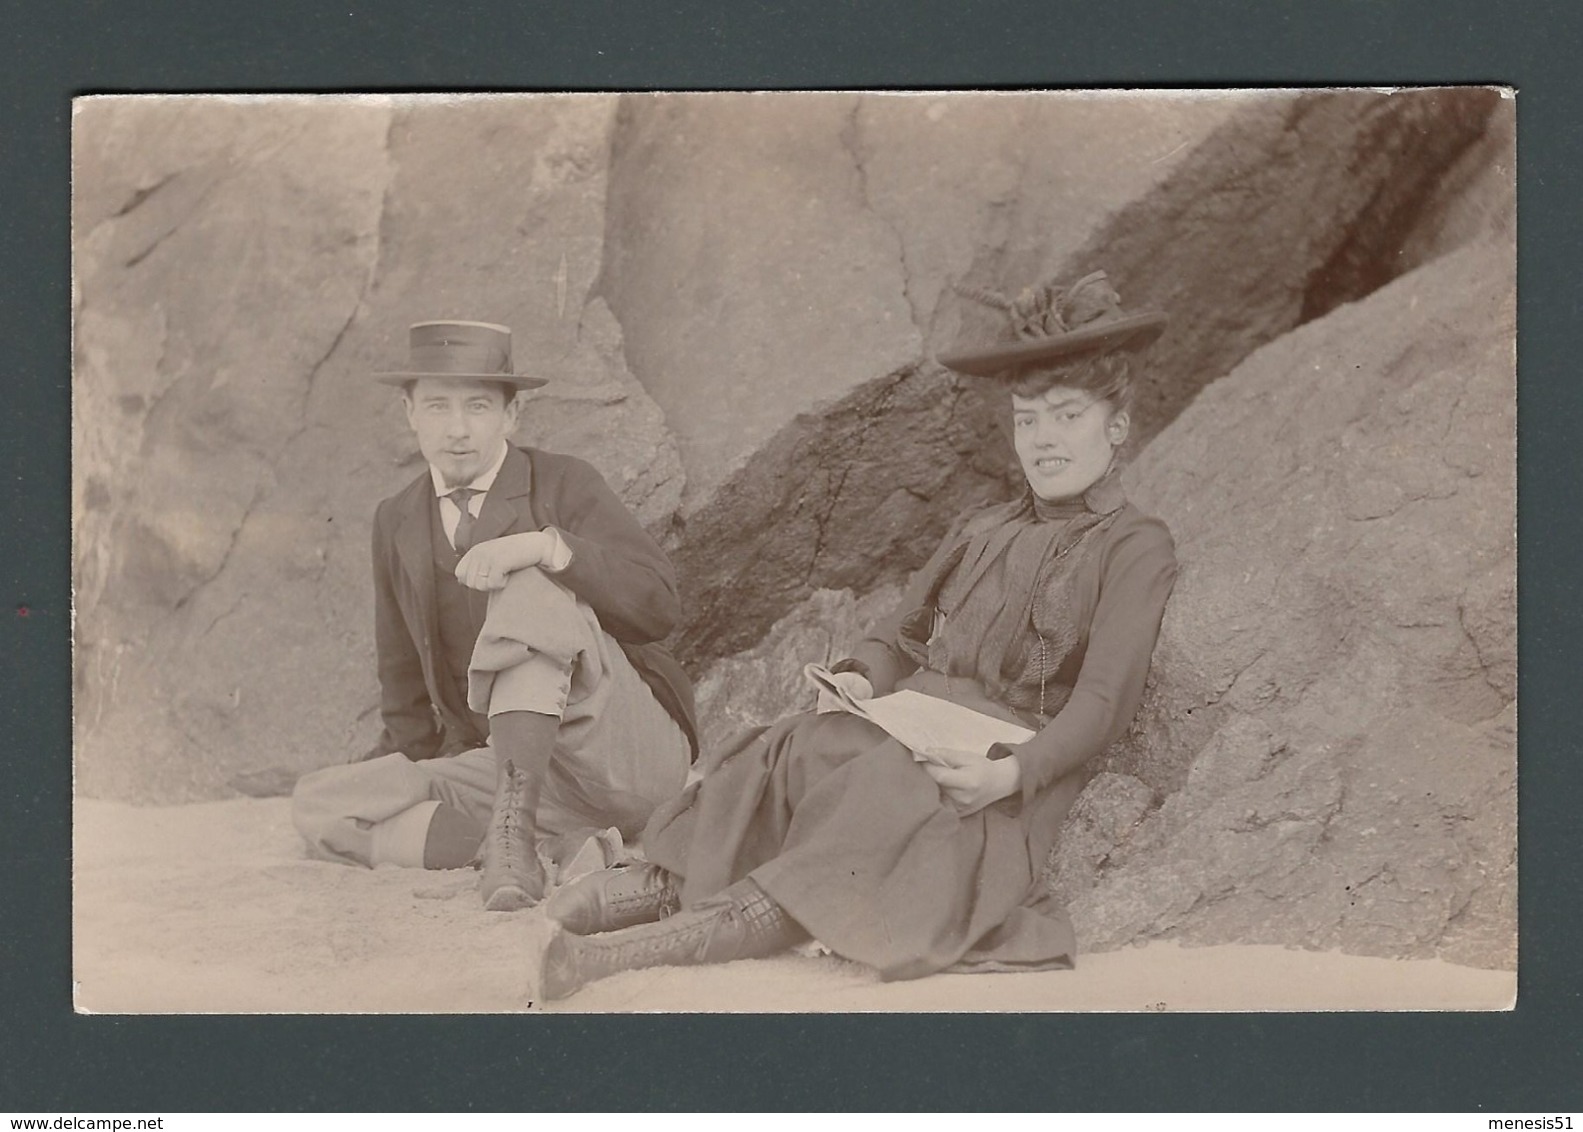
[71,89,1515,1013]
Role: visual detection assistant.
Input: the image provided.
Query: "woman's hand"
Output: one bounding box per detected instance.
[455,531,553,591]
[923,755,1021,816]
[815,671,873,713]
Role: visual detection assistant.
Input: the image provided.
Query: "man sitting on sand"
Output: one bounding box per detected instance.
[292,320,696,911]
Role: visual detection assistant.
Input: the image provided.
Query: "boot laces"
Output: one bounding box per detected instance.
[493,761,528,861]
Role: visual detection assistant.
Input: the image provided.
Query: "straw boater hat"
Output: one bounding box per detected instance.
[374,320,548,389]
[937,270,1167,377]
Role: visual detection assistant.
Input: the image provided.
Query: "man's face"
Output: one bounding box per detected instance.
[403,377,520,488]
[1011,385,1127,502]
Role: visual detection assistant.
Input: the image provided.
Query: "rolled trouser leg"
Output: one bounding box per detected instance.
[292,754,458,868]
[534,879,808,1000]
[350,799,486,870]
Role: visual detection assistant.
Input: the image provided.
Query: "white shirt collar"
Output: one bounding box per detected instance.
[430,440,511,498]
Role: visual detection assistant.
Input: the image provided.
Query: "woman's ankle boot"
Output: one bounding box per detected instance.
[534,880,807,1001]
[543,863,681,935]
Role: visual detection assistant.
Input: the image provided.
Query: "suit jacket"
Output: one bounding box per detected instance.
[370,444,698,762]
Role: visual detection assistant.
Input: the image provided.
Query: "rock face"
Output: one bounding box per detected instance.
[74,98,394,802]
[73,96,682,801]
[948,86,1509,450]
[1395,92,1515,276]
[597,91,1242,512]
[598,91,1248,665]
[692,585,903,760]
[1049,238,1516,968]
[656,89,1505,669]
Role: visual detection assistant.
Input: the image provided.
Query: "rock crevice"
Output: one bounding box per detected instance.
[839,100,925,337]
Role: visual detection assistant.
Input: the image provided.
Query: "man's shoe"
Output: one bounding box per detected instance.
[543,863,681,935]
[480,760,546,911]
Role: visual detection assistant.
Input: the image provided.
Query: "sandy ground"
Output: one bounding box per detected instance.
[73,797,1516,1015]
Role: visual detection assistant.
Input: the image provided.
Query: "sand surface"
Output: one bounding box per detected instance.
[73,797,1515,1014]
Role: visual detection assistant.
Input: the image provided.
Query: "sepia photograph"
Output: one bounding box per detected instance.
[70,88,1516,1014]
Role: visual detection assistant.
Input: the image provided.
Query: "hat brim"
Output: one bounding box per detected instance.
[938,311,1168,377]
[373,371,549,390]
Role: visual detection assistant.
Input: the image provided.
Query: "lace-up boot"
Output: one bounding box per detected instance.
[480,759,545,911]
[543,863,681,935]
[479,709,556,911]
[533,880,806,1000]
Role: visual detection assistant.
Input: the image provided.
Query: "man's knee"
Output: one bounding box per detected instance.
[472,568,600,718]
[496,565,583,617]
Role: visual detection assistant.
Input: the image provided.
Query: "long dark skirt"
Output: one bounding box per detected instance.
[642,711,1078,981]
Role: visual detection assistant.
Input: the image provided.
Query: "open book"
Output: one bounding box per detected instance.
[804,664,1034,768]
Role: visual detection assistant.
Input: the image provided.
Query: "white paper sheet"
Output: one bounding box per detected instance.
[804,664,1034,766]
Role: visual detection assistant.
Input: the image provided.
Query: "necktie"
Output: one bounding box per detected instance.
[446,487,480,553]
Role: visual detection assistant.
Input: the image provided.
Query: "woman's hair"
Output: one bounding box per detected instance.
[1003,348,1139,409]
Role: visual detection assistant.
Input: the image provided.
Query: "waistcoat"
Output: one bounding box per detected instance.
[429,495,491,742]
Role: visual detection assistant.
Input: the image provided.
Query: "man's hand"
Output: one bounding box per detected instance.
[815,671,874,713]
[922,754,1021,816]
[455,531,554,591]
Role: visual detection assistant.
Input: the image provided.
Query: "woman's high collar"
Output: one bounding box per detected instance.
[1029,458,1127,522]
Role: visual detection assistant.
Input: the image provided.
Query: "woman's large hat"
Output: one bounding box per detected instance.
[374,320,548,389]
[937,270,1167,377]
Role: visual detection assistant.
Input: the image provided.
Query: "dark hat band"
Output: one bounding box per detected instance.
[408,339,511,376]
[373,319,548,388]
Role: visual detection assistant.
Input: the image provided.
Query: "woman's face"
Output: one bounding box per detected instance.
[1011,384,1129,501]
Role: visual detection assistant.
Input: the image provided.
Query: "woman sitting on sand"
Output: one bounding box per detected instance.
[532,269,1179,1000]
